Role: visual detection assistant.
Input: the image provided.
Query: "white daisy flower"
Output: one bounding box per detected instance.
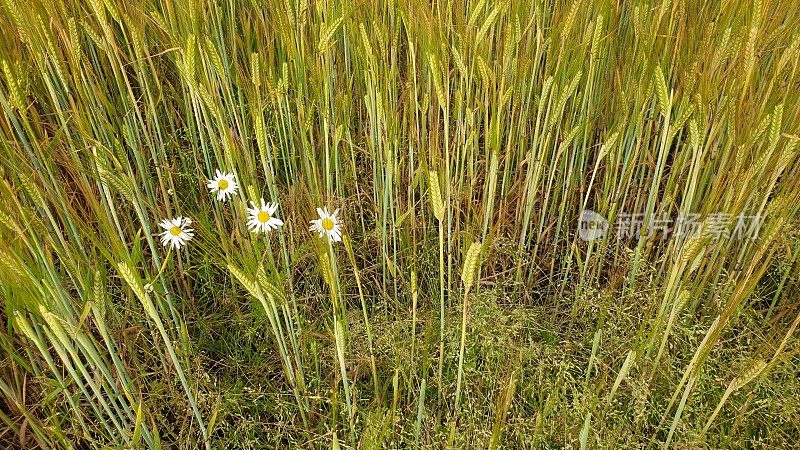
[310,207,342,243]
[246,198,284,233]
[206,169,239,202]
[158,216,194,249]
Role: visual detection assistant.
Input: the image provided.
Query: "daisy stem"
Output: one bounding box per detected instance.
[264,234,277,273]
[327,240,354,437]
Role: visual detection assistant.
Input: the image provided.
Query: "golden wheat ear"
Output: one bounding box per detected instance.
[461,241,482,290]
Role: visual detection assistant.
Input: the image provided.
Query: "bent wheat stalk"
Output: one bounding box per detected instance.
[454,241,482,414]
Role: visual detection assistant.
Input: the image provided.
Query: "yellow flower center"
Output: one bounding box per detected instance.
[169,226,182,236]
[258,211,271,223]
[218,179,229,190]
[322,217,335,231]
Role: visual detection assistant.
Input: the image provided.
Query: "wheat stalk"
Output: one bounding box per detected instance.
[454,241,482,414]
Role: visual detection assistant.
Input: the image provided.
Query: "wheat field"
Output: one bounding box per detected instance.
[1,0,799,448]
